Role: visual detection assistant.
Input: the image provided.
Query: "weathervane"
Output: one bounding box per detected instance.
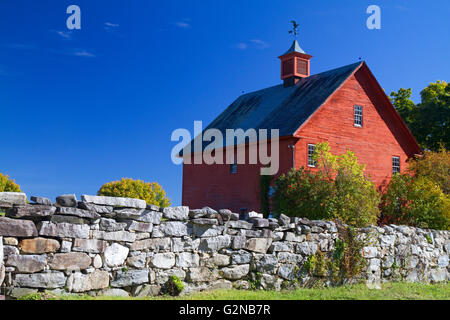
[288,20,299,38]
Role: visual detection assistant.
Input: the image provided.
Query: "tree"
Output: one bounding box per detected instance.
[408,145,450,195]
[390,81,449,151]
[0,173,21,192]
[98,178,171,207]
[381,174,450,230]
[273,143,380,227]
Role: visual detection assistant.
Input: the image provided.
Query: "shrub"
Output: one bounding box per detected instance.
[381,174,450,230]
[273,142,380,227]
[273,168,335,220]
[162,275,185,296]
[408,145,450,195]
[0,173,21,192]
[98,178,170,207]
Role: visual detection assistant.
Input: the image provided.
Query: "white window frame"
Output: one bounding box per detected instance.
[392,156,400,174]
[354,105,363,127]
[307,144,316,167]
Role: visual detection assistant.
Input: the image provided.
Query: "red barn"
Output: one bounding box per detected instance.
[181,40,421,213]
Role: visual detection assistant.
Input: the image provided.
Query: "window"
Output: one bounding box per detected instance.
[230,162,237,174]
[297,58,307,75]
[354,105,363,127]
[392,156,400,174]
[308,144,316,167]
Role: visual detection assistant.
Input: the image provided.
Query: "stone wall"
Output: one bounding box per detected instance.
[0,191,448,299]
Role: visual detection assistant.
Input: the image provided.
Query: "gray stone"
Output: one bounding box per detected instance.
[113,208,145,220]
[193,224,224,237]
[7,288,38,299]
[270,242,294,252]
[296,242,318,256]
[160,221,189,237]
[241,229,272,238]
[6,254,46,273]
[150,253,175,269]
[176,252,200,268]
[192,218,219,225]
[56,194,78,207]
[231,250,252,264]
[163,206,189,220]
[104,243,129,267]
[362,246,378,259]
[49,252,91,270]
[127,253,147,269]
[221,264,250,280]
[186,267,218,282]
[0,217,38,237]
[81,194,146,209]
[50,215,88,225]
[38,222,89,239]
[99,218,127,232]
[246,238,272,253]
[111,269,149,287]
[231,235,247,250]
[78,202,114,214]
[30,196,52,205]
[19,238,60,254]
[198,235,231,252]
[124,220,153,233]
[0,192,27,206]
[155,268,186,284]
[6,205,56,218]
[278,264,297,280]
[255,255,278,274]
[92,230,136,242]
[100,288,130,297]
[211,254,230,267]
[134,284,160,297]
[218,209,232,221]
[250,218,270,228]
[14,272,66,288]
[130,237,171,251]
[437,255,448,268]
[56,207,100,219]
[93,254,103,268]
[138,210,162,224]
[430,268,447,282]
[3,245,19,257]
[227,220,253,229]
[277,252,302,264]
[279,214,290,226]
[73,238,107,253]
[69,270,109,292]
[172,237,200,252]
[61,240,72,253]
[3,237,18,245]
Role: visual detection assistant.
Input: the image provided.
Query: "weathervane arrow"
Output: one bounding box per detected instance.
[288,20,299,38]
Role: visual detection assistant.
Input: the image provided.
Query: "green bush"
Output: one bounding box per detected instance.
[98,178,170,207]
[162,275,185,296]
[0,172,21,192]
[273,142,380,227]
[381,174,450,230]
[408,146,449,195]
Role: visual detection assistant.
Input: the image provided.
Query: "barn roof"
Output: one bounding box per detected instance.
[180,61,363,156]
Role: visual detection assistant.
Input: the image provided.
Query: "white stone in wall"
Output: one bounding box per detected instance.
[81,195,146,209]
[362,246,378,259]
[198,235,231,252]
[14,272,67,289]
[69,270,109,292]
[0,237,4,287]
[176,252,200,268]
[93,254,103,268]
[277,264,296,280]
[162,206,189,220]
[111,269,149,287]
[160,221,189,237]
[0,192,27,206]
[221,264,250,280]
[104,243,129,267]
[38,222,90,239]
[150,253,175,269]
[92,230,136,243]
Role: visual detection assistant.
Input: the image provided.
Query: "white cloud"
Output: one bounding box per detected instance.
[175,21,190,28]
[73,50,96,58]
[105,22,119,27]
[236,42,248,50]
[250,39,270,49]
[51,30,72,40]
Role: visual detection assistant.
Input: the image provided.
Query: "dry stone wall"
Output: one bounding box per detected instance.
[0,191,449,299]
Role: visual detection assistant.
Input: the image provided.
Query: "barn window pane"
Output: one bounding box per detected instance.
[230,163,237,174]
[354,105,363,127]
[392,156,400,174]
[308,144,316,167]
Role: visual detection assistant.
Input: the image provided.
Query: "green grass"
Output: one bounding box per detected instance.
[21,282,449,300]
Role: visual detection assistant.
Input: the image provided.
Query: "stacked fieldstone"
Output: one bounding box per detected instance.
[0,191,448,299]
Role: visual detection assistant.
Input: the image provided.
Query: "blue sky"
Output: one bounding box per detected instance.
[0,0,449,205]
